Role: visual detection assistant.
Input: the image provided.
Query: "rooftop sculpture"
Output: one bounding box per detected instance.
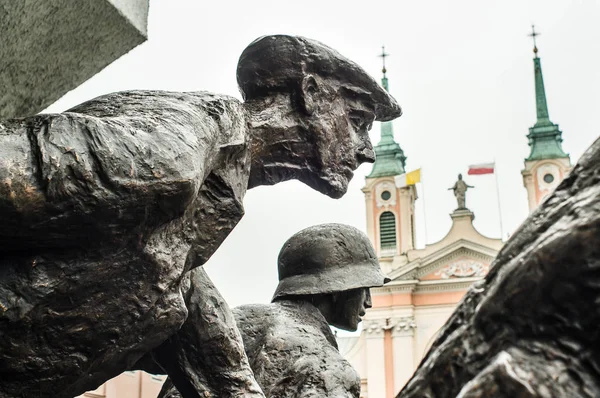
[397,137,600,397]
[448,173,474,210]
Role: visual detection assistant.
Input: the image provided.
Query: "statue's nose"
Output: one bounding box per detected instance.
[358,148,375,164]
[357,138,375,164]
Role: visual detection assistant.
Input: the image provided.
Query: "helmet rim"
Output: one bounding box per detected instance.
[272,260,390,302]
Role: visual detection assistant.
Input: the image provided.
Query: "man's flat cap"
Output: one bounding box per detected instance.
[237,35,402,121]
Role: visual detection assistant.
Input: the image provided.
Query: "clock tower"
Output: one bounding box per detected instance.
[362,48,416,269]
[521,26,571,212]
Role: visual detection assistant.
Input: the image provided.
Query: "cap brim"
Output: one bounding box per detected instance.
[373,88,402,122]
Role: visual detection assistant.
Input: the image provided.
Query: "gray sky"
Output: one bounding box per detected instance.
[45,0,600,308]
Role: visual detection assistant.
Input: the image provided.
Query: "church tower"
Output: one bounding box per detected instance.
[522,26,571,212]
[362,48,416,265]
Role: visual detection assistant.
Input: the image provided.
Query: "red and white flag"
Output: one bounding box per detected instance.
[468,162,495,175]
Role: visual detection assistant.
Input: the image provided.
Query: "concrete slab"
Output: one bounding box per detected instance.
[0,0,149,119]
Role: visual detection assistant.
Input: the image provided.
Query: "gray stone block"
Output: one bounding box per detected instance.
[0,0,149,119]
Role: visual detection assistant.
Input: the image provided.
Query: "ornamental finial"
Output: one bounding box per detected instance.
[378,46,389,77]
[529,25,540,57]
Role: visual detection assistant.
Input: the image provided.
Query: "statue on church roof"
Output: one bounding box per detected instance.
[0,35,401,398]
[397,136,600,398]
[393,27,600,397]
[158,224,390,398]
[448,173,474,210]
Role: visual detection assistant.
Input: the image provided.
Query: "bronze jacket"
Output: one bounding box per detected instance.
[0,90,251,397]
[233,300,361,398]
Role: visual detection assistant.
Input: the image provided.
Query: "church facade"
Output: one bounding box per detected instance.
[339,36,571,398]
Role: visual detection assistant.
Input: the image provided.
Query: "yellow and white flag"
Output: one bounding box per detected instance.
[395,168,421,188]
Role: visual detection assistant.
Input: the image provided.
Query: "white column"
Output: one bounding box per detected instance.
[522,172,537,213]
[363,190,376,247]
[391,317,417,392]
[364,320,387,398]
[397,187,415,253]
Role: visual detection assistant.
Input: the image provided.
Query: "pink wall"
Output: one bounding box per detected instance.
[78,371,165,398]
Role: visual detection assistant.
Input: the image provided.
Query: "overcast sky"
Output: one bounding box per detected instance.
[45,0,600,310]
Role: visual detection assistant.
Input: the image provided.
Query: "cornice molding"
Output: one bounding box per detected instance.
[416,247,493,279]
[414,280,476,293]
[392,316,417,337]
[387,240,498,282]
[387,260,421,281]
[372,283,416,294]
[363,319,387,335]
[363,316,416,337]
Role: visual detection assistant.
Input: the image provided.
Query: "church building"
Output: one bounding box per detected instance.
[339,32,571,398]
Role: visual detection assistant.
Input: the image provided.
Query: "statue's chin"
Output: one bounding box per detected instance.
[325,185,347,199]
[253,164,350,198]
[305,176,348,199]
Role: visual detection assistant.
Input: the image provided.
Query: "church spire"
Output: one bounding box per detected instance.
[525,25,568,161]
[367,46,406,178]
[530,25,551,125]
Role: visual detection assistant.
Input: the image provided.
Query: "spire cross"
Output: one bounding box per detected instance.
[378,46,389,76]
[529,25,540,55]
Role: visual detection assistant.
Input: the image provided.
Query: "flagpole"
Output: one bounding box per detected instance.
[420,166,429,246]
[493,159,506,241]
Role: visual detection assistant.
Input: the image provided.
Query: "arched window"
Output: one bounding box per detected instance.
[379,211,397,255]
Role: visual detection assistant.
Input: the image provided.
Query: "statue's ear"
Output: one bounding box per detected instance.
[299,75,319,116]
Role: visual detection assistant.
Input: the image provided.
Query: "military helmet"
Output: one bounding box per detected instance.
[272,223,390,301]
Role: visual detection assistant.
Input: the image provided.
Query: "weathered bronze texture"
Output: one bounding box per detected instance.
[159,224,389,398]
[0,35,400,398]
[398,137,600,397]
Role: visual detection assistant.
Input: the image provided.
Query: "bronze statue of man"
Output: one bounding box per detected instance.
[0,35,401,397]
[159,224,390,398]
[448,173,474,209]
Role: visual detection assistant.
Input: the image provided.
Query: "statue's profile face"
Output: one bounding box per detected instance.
[300,85,376,199]
[327,287,372,331]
